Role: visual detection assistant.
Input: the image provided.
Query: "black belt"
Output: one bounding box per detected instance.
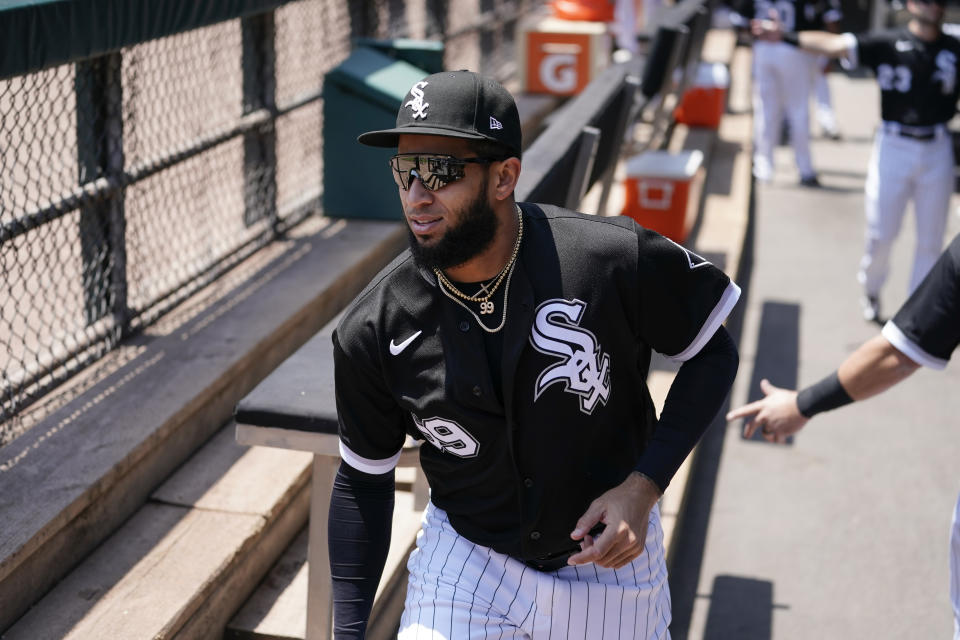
[523,546,581,572]
[897,130,936,141]
[883,123,941,141]
[521,523,607,572]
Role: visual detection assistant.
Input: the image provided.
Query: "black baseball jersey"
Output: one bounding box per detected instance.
[883,233,960,369]
[735,0,840,31]
[851,28,960,126]
[333,203,740,561]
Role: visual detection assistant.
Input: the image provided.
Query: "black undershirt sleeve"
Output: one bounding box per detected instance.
[635,325,739,491]
[328,461,395,639]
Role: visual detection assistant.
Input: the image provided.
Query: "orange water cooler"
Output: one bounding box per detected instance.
[674,62,730,129]
[551,0,615,21]
[518,16,611,95]
[621,150,703,243]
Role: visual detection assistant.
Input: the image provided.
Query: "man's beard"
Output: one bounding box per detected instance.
[407,180,499,272]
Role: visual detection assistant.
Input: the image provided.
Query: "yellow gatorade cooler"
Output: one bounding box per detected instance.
[674,62,730,129]
[518,16,611,96]
[622,150,703,243]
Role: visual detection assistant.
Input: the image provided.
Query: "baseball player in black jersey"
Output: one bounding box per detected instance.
[753,0,960,323]
[727,232,960,639]
[327,70,741,638]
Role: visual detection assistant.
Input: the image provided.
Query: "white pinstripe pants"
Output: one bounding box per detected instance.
[398,502,671,639]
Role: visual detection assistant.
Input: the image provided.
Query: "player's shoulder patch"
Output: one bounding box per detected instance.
[662,235,712,269]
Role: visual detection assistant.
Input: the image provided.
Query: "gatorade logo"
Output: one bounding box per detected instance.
[540,53,578,93]
[528,36,588,95]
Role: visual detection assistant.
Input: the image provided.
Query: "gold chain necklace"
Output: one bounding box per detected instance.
[438,260,516,333]
[434,205,523,316]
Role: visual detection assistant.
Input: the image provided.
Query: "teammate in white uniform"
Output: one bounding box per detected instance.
[727,233,960,640]
[327,70,741,638]
[736,0,831,185]
[753,0,960,322]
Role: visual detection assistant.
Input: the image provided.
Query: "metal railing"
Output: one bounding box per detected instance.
[0,0,542,442]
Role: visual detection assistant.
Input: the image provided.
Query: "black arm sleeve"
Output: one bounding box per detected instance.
[635,325,739,491]
[328,461,395,639]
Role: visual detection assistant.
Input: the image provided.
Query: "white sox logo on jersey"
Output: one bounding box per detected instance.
[934,50,957,95]
[413,414,479,458]
[530,299,611,414]
[405,81,429,119]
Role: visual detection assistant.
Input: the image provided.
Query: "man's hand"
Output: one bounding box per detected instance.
[567,472,661,569]
[751,10,785,42]
[726,378,809,443]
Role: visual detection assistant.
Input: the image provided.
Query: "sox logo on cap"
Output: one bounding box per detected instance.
[405,81,429,119]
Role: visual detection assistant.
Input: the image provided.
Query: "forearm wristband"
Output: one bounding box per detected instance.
[795,371,853,418]
[781,31,800,47]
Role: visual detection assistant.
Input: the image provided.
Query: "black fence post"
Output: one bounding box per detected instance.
[76,52,128,337]
[242,11,279,232]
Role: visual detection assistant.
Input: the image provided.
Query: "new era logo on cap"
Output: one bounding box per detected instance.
[489,116,503,130]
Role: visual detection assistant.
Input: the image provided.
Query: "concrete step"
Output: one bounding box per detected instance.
[226,471,424,640]
[3,422,312,639]
[0,216,408,633]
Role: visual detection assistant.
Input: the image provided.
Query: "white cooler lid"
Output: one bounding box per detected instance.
[526,16,610,34]
[693,62,730,88]
[625,149,704,179]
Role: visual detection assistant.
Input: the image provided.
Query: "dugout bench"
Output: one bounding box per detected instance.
[233,316,428,640]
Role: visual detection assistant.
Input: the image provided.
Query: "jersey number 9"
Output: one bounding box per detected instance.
[413,415,480,458]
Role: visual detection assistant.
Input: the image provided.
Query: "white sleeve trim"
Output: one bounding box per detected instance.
[839,32,858,69]
[667,280,742,362]
[881,321,949,370]
[339,441,403,474]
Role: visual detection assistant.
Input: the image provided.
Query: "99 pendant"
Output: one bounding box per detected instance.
[479,301,495,315]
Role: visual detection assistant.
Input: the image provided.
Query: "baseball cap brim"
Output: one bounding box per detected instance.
[357,125,494,148]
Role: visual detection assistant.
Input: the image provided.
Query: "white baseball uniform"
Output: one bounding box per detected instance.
[744,0,830,182]
[839,29,960,299]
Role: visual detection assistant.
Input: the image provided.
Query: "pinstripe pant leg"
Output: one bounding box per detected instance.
[522,504,671,639]
[399,503,532,639]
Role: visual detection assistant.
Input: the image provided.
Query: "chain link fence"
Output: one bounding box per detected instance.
[0,0,544,444]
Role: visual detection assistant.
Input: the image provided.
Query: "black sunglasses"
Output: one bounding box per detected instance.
[389,153,504,191]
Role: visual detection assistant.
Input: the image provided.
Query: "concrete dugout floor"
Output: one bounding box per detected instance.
[670,67,960,639]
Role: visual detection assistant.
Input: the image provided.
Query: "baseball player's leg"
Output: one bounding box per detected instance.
[951,492,960,640]
[858,132,913,301]
[908,135,952,293]
[752,42,783,182]
[398,503,532,639]
[812,57,839,138]
[781,47,815,180]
